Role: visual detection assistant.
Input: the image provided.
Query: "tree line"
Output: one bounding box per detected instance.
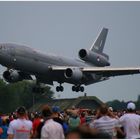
[106,95,140,111]
[0,79,54,114]
[0,77,140,113]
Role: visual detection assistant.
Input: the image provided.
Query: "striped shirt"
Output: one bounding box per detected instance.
[90,116,119,137]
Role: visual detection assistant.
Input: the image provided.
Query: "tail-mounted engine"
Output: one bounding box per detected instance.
[79,49,110,67]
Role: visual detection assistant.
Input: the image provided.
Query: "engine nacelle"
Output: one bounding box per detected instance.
[79,49,110,67]
[64,68,83,81]
[3,70,22,83]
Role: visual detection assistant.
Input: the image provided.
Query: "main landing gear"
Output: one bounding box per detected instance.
[55,84,84,92]
[56,85,64,92]
[72,85,84,92]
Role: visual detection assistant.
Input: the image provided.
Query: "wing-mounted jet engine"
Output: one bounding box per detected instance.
[3,69,32,83]
[64,67,83,81]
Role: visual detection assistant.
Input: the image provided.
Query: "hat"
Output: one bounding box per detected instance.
[52,106,60,113]
[17,106,26,115]
[127,102,136,110]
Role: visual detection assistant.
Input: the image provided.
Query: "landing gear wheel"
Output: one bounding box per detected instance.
[80,86,84,92]
[60,86,64,92]
[56,85,64,92]
[56,86,60,92]
[72,85,84,92]
[72,86,76,91]
[75,87,79,92]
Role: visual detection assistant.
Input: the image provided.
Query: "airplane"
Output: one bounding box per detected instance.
[0,27,140,93]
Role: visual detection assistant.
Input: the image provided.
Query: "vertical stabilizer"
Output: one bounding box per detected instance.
[90,28,108,53]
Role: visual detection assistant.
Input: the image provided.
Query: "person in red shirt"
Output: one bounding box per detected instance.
[32,113,41,138]
[80,112,86,125]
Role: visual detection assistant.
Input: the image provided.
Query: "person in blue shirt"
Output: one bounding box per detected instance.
[0,120,8,139]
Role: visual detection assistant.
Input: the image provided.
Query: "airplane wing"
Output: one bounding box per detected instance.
[51,66,140,77]
[82,67,140,77]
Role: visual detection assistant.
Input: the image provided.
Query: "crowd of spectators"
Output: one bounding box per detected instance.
[0,101,140,139]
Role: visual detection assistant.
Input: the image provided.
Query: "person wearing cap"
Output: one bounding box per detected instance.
[7,106,32,139]
[119,102,140,139]
[52,106,69,135]
[52,106,63,125]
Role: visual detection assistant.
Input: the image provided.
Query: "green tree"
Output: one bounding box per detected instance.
[0,79,54,114]
[107,99,127,110]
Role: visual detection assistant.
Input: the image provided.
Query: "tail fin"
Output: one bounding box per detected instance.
[90,27,108,54]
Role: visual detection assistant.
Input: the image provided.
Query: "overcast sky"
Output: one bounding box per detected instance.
[0,1,140,102]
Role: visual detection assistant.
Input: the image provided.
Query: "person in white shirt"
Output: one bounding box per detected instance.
[7,106,32,139]
[119,102,140,139]
[41,105,64,139]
